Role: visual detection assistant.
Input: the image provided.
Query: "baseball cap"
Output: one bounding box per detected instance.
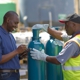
[59,13,80,24]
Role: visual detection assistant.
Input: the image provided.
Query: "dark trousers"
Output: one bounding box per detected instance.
[0,72,20,80]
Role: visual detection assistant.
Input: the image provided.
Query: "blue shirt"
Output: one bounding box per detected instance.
[0,27,20,69]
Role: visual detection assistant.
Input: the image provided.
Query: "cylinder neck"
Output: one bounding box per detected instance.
[32,29,40,39]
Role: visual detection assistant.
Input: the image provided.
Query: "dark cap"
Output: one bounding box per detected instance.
[59,13,80,24]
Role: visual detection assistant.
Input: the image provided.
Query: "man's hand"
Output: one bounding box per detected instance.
[16,45,27,54]
[19,49,30,60]
[30,48,48,61]
[32,24,49,32]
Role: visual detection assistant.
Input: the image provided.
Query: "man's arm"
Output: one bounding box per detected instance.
[32,24,69,41]
[48,27,63,40]
[46,42,79,64]
[46,56,61,65]
[30,42,79,65]
[0,45,27,64]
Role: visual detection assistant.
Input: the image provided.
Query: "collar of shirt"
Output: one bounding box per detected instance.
[71,30,80,38]
[0,26,10,35]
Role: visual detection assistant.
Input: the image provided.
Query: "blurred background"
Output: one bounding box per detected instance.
[0,0,80,80]
[0,0,79,29]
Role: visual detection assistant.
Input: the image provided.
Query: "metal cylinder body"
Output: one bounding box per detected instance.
[28,29,45,80]
[55,39,63,80]
[46,35,63,80]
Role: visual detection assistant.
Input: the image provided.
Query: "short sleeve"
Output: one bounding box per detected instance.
[56,42,79,64]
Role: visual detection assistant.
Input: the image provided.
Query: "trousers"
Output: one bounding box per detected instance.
[0,71,20,80]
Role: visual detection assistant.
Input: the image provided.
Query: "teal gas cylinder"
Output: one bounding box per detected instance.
[55,39,63,80]
[54,27,63,80]
[45,35,57,80]
[28,29,45,80]
[46,27,63,80]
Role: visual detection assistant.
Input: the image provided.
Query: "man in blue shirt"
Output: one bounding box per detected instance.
[0,11,29,80]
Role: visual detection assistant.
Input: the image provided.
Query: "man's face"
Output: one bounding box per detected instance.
[6,15,19,32]
[65,21,74,35]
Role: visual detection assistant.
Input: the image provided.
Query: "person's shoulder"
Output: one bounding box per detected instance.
[0,26,3,31]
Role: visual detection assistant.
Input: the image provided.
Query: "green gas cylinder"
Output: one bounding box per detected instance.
[28,29,45,80]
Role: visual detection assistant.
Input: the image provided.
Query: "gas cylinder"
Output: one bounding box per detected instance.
[28,29,45,80]
[54,27,63,80]
[45,35,57,80]
[46,27,63,80]
[55,39,63,80]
